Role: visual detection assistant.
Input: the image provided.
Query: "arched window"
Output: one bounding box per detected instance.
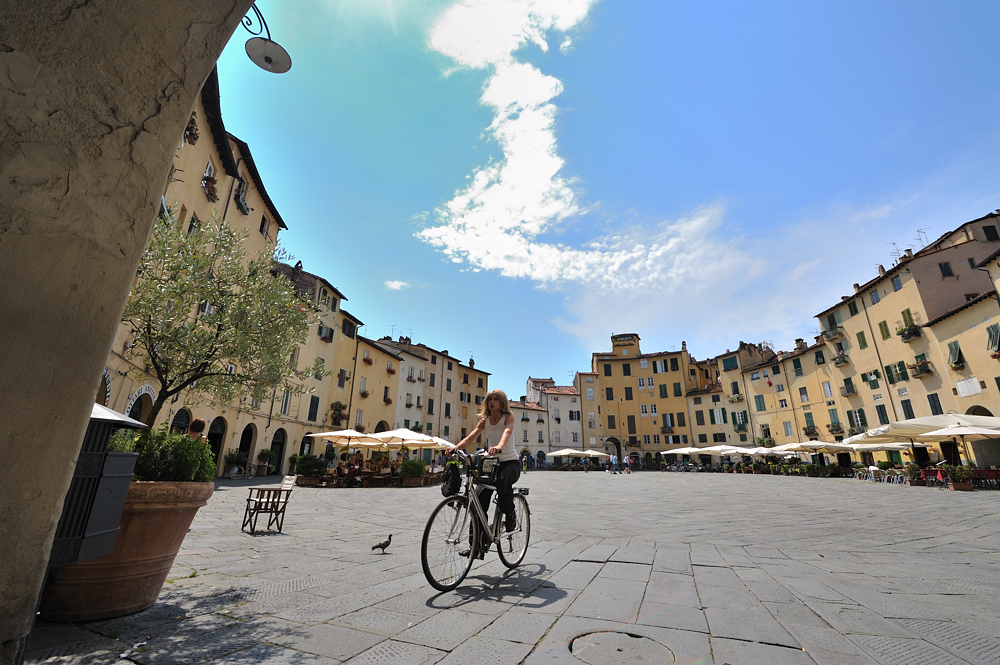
[170,408,190,434]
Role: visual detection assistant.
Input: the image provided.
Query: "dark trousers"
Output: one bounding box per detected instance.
[473,460,521,549]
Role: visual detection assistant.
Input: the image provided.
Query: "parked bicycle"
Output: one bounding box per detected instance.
[229,464,256,480]
[421,450,530,591]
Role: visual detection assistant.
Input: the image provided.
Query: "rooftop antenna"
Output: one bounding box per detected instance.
[389,324,397,337]
[887,242,901,263]
[915,228,930,248]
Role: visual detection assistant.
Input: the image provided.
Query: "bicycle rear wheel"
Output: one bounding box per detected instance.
[246,465,256,479]
[229,466,241,480]
[497,493,530,568]
[422,495,477,591]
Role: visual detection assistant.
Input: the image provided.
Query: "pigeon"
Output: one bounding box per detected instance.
[371,534,392,554]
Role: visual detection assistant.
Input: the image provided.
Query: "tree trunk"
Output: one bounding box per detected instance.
[145,389,172,428]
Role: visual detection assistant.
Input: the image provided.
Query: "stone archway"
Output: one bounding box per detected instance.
[966,405,994,416]
[1,2,256,654]
[270,429,286,475]
[207,417,227,469]
[239,424,256,457]
[374,420,390,433]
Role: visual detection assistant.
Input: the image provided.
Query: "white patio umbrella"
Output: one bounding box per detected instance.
[583,450,610,458]
[842,414,1000,445]
[773,441,854,454]
[549,448,587,457]
[917,424,1000,464]
[368,428,444,449]
[311,429,382,460]
[662,447,701,456]
[699,445,747,454]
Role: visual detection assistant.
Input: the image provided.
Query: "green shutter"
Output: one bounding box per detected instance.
[858,408,867,428]
[828,409,839,424]
[897,361,908,381]
[857,331,868,349]
[988,324,1000,351]
[947,341,961,364]
[659,384,667,398]
[902,308,914,327]
[884,365,896,385]
[755,395,766,412]
[804,412,814,427]
[709,409,716,425]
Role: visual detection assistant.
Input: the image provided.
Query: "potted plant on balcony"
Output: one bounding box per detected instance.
[945,464,973,491]
[896,325,921,342]
[832,353,849,366]
[295,454,326,487]
[183,112,199,145]
[40,425,215,622]
[201,175,219,202]
[362,356,374,365]
[401,458,427,487]
[359,390,370,398]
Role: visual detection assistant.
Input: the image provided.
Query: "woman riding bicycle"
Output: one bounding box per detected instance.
[447,389,519,558]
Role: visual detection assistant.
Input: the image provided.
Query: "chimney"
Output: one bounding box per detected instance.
[469,358,475,368]
[795,338,807,351]
[853,283,860,293]
[904,248,913,259]
[878,265,885,276]
[681,341,687,351]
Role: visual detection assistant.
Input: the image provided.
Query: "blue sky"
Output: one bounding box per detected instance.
[216,0,1000,397]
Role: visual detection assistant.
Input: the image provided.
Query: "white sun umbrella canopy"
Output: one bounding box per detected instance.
[843,414,1000,445]
[917,424,1000,441]
[311,429,382,445]
[699,445,746,454]
[773,441,854,454]
[549,448,587,457]
[663,447,701,456]
[368,428,441,448]
[583,450,610,457]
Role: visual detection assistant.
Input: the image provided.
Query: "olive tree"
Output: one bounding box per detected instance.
[123,215,321,426]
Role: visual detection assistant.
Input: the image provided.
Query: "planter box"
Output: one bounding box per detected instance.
[402,477,423,487]
[905,479,925,487]
[948,482,973,491]
[40,481,213,622]
[295,475,322,487]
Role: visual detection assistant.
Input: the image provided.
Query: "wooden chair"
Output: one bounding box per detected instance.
[242,475,294,534]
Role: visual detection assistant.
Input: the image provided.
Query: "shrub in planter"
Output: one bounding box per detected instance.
[876,461,893,471]
[804,463,819,476]
[401,459,427,478]
[295,455,327,477]
[40,426,214,622]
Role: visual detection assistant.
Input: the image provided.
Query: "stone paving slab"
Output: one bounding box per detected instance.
[24,473,1000,665]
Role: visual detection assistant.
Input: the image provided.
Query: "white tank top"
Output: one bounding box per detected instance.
[484,414,518,463]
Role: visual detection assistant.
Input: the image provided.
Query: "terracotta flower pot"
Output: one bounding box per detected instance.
[905,479,925,487]
[948,482,973,491]
[40,481,213,622]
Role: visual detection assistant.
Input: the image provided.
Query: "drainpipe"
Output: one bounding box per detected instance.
[974,267,1000,313]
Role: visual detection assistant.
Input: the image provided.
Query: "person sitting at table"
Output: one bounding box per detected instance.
[335,463,346,478]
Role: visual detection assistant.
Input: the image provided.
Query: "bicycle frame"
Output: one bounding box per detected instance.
[452,453,522,550]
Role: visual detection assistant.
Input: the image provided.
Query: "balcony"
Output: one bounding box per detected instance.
[848,426,865,436]
[521,416,530,422]
[405,402,414,408]
[822,326,845,341]
[406,376,417,383]
[908,361,933,378]
[839,385,856,397]
[359,390,370,398]
[827,423,844,434]
[802,425,819,436]
[733,423,747,433]
[362,357,374,366]
[387,368,396,375]
[417,376,425,382]
[832,353,849,367]
[897,325,922,342]
[728,394,743,403]
[661,426,674,434]
[383,397,393,405]
[536,418,545,424]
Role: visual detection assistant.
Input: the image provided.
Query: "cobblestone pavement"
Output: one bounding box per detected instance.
[26,472,1000,664]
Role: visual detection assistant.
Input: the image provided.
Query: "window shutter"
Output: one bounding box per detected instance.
[897,361,908,381]
[988,324,1000,351]
[858,408,867,428]
[653,361,659,374]
[659,384,667,398]
[947,341,961,364]
[709,409,716,425]
[884,365,896,385]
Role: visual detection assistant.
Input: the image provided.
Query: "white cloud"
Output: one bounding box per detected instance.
[385,280,409,290]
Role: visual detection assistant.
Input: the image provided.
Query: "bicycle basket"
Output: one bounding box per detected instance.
[472,455,500,484]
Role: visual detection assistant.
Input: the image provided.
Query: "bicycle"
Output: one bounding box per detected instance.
[421,451,531,591]
[229,464,256,480]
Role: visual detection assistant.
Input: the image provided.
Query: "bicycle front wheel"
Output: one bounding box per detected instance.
[230,466,241,480]
[421,495,477,592]
[497,493,530,569]
[246,465,256,479]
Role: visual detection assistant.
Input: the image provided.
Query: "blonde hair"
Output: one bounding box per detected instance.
[478,389,511,421]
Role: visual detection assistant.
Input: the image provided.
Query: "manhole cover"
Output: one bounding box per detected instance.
[570,631,675,665]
